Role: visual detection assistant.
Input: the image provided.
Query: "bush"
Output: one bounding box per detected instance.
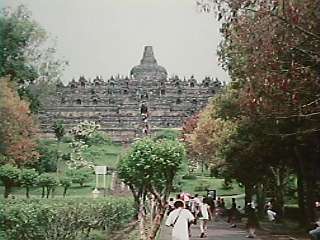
[0,164,20,198]
[36,144,58,173]
[182,174,197,180]
[61,135,73,143]
[0,198,135,240]
[152,129,181,141]
[66,169,91,187]
[86,132,112,146]
[20,168,38,198]
[37,173,58,198]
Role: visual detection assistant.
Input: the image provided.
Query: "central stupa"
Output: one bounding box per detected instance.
[130,46,167,80]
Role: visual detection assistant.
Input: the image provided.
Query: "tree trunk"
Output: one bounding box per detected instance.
[138,198,147,240]
[63,187,67,197]
[26,186,30,198]
[256,184,265,217]
[41,186,45,198]
[295,146,317,226]
[46,187,50,198]
[147,204,166,240]
[272,167,286,218]
[4,184,11,198]
[51,187,55,198]
[244,184,254,209]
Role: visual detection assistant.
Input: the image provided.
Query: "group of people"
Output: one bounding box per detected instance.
[165,193,259,239]
[165,194,212,239]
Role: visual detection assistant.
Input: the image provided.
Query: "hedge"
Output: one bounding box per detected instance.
[0,197,135,240]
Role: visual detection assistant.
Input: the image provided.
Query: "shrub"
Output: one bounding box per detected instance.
[0,198,135,240]
[182,174,197,180]
[37,173,58,198]
[0,164,20,198]
[20,168,38,198]
[59,176,72,197]
[152,129,181,141]
[86,132,112,146]
[66,169,91,187]
[36,144,58,173]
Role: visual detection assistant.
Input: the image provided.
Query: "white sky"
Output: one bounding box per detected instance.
[4,0,229,83]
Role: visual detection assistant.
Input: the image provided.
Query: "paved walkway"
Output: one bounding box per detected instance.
[159,220,258,240]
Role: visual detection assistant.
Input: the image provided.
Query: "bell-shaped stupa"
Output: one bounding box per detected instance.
[130,46,167,80]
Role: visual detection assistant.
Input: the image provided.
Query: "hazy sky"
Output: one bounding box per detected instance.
[4,0,229,83]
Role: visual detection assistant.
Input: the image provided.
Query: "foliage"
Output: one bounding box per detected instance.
[0,164,20,198]
[36,143,58,173]
[193,0,320,223]
[182,174,197,180]
[37,173,58,198]
[0,5,67,112]
[152,129,181,141]
[0,198,135,240]
[118,137,186,240]
[53,120,65,142]
[86,131,112,146]
[66,169,91,187]
[0,78,39,167]
[59,176,72,197]
[67,121,99,169]
[19,168,38,198]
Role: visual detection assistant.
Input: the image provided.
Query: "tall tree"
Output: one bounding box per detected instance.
[0,78,39,167]
[118,138,186,240]
[203,0,320,224]
[0,5,67,112]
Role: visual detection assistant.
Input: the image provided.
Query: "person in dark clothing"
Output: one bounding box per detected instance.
[228,198,238,228]
[246,203,259,238]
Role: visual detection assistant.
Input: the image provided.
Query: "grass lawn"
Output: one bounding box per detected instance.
[0,139,124,199]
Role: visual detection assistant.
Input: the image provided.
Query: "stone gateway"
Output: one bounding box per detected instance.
[39,46,221,142]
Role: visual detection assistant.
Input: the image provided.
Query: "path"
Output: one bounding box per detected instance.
[159,220,256,240]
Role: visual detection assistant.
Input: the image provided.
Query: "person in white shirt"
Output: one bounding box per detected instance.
[310,219,320,240]
[165,200,195,240]
[198,197,212,238]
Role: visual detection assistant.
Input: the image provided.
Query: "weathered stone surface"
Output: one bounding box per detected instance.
[39,46,222,142]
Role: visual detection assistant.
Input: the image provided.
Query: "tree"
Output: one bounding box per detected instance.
[36,142,58,173]
[200,0,320,224]
[20,168,38,198]
[0,164,20,198]
[37,173,58,198]
[0,78,39,167]
[0,5,67,112]
[67,121,99,169]
[66,169,90,187]
[118,138,186,240]
[53,120,65,175]
[53,120,65,142]
[60,176,72,197]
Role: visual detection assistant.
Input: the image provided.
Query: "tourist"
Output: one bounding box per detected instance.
[265,200,277,222]
[198,197,212,238]
[309,219,320,240]
[221,198,226,209]
[246,203,259,238]
[228,198,238,228]
[167,197,175,216]
[165,200,195,240]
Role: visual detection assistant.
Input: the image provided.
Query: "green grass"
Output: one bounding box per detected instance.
[0,139,125,199]
[179,176,244,196]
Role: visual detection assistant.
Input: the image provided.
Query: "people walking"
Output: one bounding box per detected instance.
[265,200,277,222]
[198,197,212,238]
[228,198,238,228]
[165,200,195,240]
[246,203,259,238]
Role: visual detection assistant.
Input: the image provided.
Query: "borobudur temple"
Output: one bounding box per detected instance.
[39,46,222,142]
